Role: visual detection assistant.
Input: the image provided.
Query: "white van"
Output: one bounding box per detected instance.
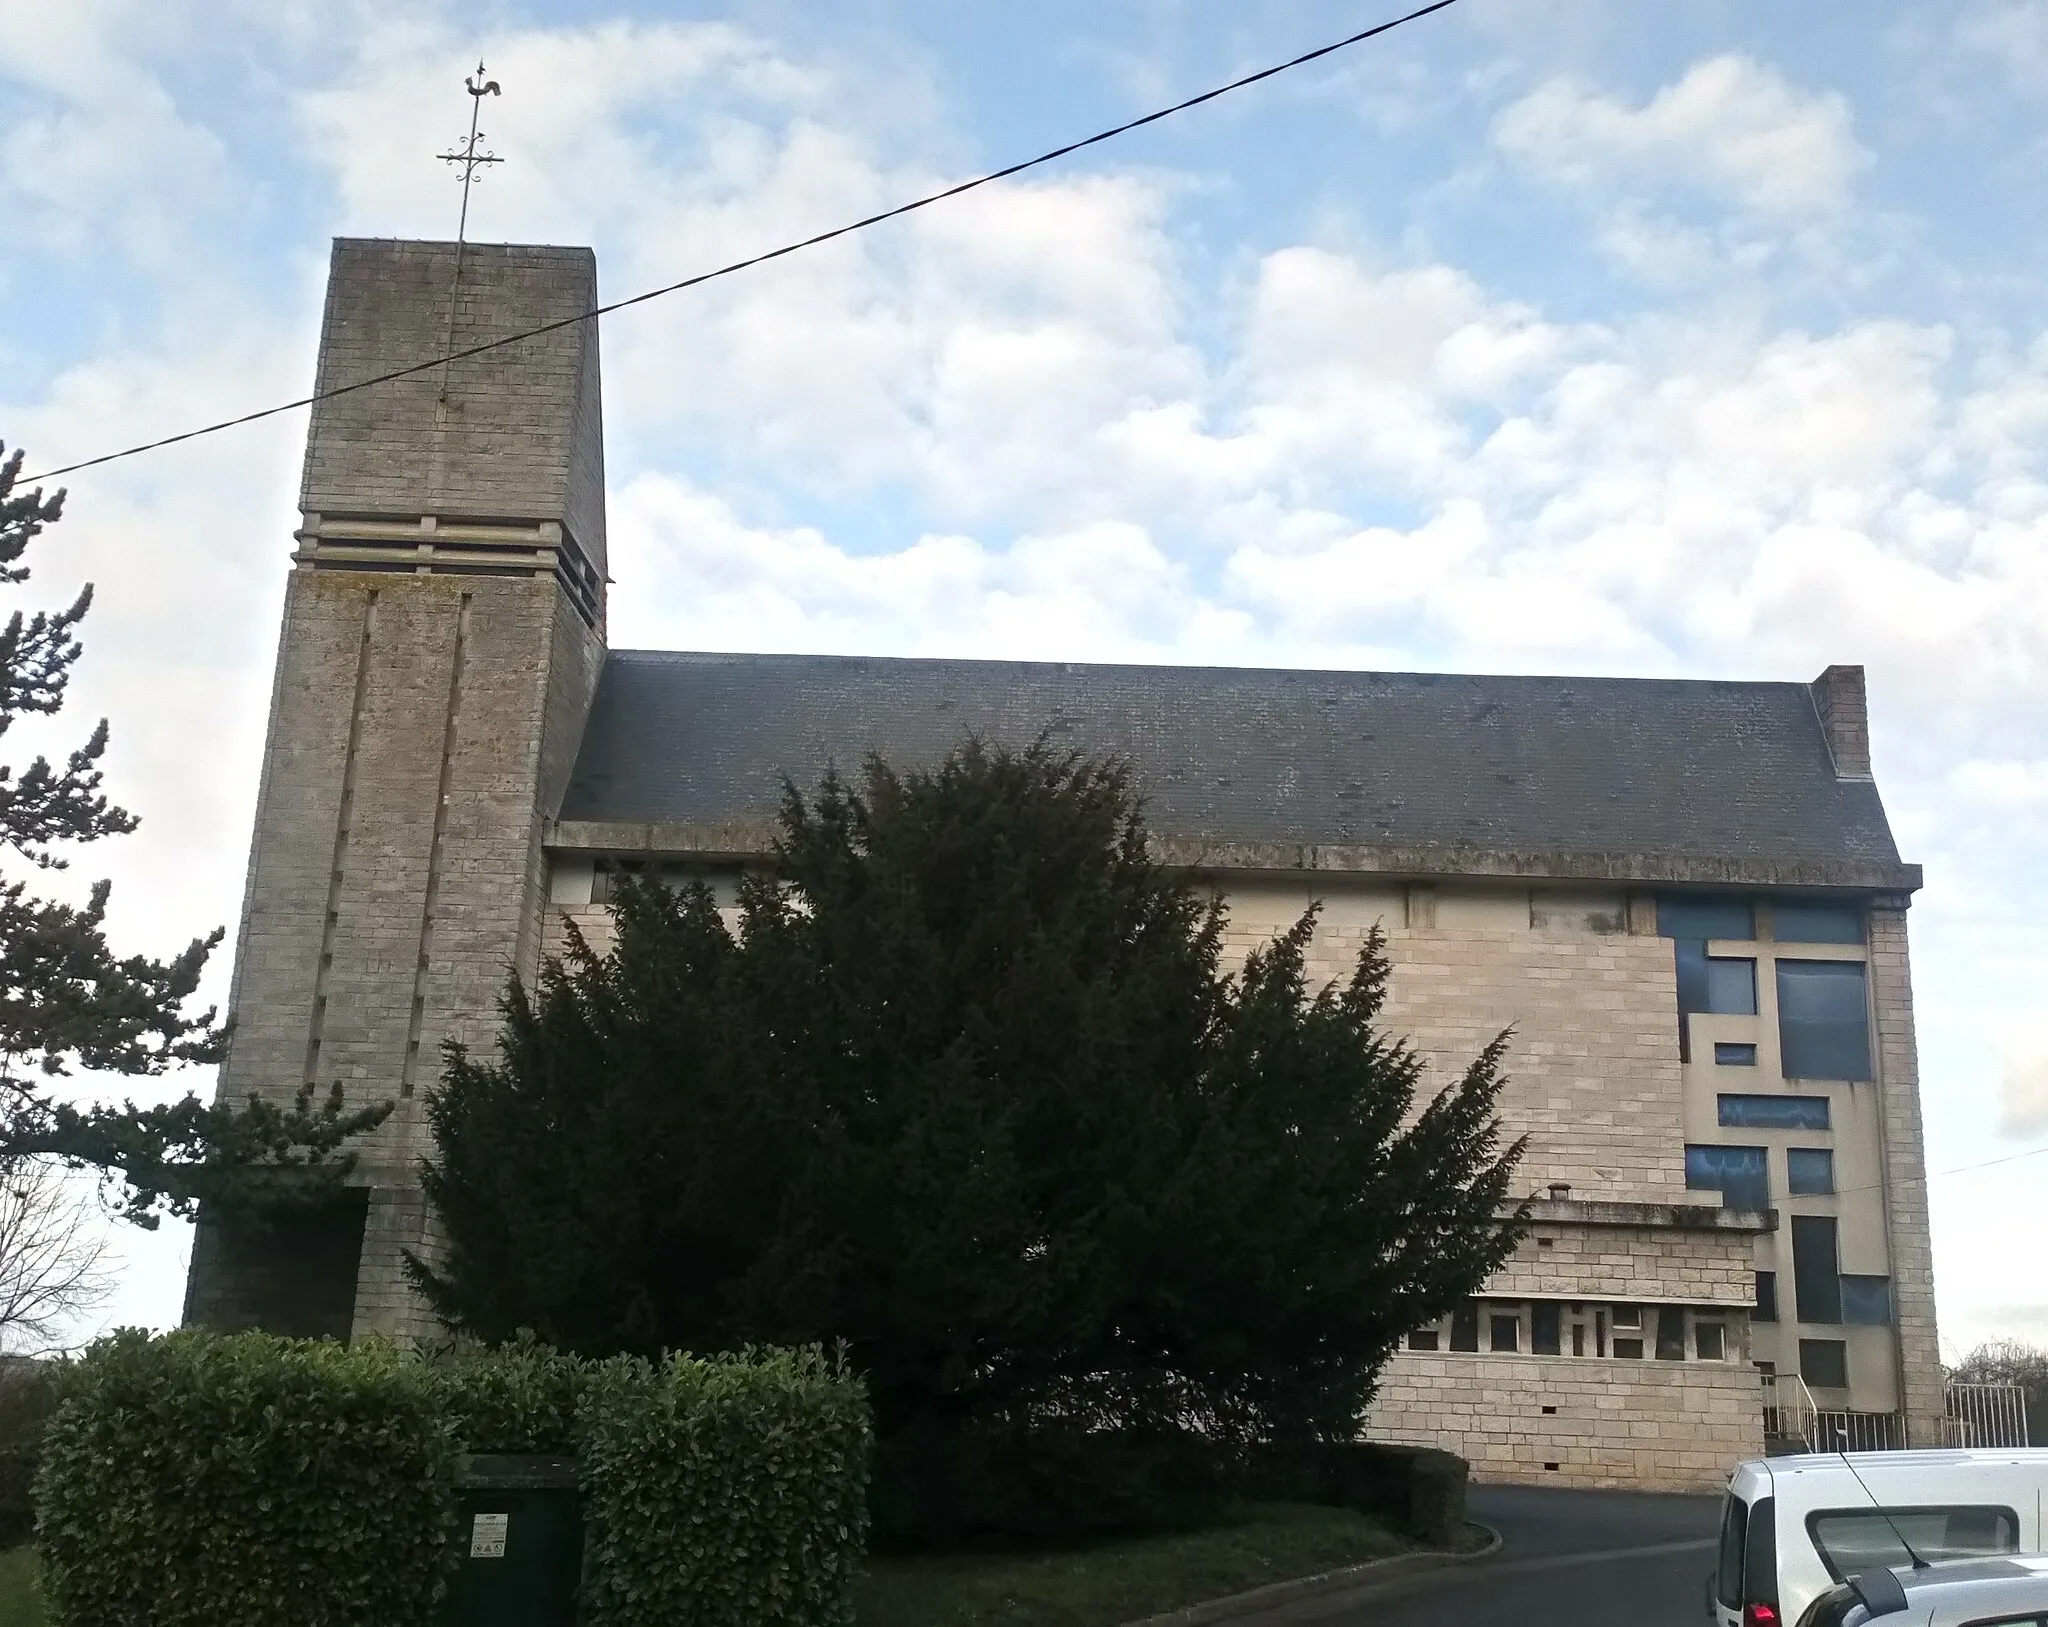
[1709,1450,2048,1627]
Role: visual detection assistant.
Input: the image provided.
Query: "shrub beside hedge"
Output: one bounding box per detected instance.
[34,1329,455,1627]
[582,1347,872,1627]
[870,1420,1234,1548]
[1244,1441,1469,1546]
[0,1359,58,1545]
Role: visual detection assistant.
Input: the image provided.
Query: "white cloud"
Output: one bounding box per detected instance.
[1998,1041,2048,1138]
[1957,1,2048,87]
[611,476,1205,662]
[0,0,240,271]
[1494,55,1870,218]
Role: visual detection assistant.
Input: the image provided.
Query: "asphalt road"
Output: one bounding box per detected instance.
[1241,1484,1723,1626]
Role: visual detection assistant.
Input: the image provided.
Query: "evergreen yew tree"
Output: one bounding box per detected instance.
[0,445,385,1223]
[418,738,1526,1532]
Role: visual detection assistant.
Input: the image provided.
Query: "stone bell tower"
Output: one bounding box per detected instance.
[184,238,608,1339]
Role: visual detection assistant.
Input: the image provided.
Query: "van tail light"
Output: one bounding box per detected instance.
[1742,1606,1780,1627]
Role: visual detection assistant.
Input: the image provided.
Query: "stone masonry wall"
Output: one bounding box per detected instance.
[1225,896,1689,1207]
[189,570,601,1340]
[301,240,606,565]
[1488,1221,1757,1307]
[1868,903,1945,1445]
[1367,1349,1762,1491]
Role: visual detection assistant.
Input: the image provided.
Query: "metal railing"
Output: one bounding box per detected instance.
[1943,1382,2031,1448]
[1762,1371,1820,1447]
[1808,1410,1903,1452]
[1762,1374,2030,1453]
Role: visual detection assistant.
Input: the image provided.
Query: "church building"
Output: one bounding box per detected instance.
[183,238,1942,1491]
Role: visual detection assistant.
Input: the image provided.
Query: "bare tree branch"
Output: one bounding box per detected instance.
[0,1155,110,1355]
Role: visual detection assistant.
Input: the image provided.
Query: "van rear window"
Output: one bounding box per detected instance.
[1806,1505,2019,1580]
[1715,1495,1748,1608]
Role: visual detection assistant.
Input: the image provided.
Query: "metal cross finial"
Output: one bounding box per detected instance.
[436,60,504,402]
[439,61,503,248]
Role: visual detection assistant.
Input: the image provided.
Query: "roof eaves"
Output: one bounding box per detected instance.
[545,818,1923,893]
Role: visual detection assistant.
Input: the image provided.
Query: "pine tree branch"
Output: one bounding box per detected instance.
[2,1084,394,1226]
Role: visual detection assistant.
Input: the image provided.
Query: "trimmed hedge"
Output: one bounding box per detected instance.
[582,1347,872,1627]
[34,1330,455,1627]
[30,1330,871,1627]
[427,1331,587,1455]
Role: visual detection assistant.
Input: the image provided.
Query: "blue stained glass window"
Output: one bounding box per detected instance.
[1672,943,1758,1060]
[1778,961,1873,1080]
[1841,1276,1893,1325]
[1686,1144,1770,1210]
[1786,1148,1836,1195]
[1771,899,1865,945]
[1658,895,1756,941]
[1720,1094,1831,1130]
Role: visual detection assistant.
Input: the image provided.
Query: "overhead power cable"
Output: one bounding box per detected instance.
[20,0,1461,486]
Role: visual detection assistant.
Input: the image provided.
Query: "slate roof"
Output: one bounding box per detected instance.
[556,652,1909,881]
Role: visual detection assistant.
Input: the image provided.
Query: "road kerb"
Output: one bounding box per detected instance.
[1119,1522,1506,1627]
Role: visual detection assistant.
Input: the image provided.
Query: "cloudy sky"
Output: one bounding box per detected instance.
[3,0,2046,1357]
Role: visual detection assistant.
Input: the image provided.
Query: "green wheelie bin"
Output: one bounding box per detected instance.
[442,1454,584,1627]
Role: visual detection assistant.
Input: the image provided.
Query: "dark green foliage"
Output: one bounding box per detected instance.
[869,1418,1233,1547]
[27,1329,869,1627]
[427,1330,588,1454]
[0,1357,58,1544]
[580,1346,872,1627]
[0,444,386,1222]
[32,1329,455,1627]
[1242,1441,1468,1546]
[419,740,1525,1540]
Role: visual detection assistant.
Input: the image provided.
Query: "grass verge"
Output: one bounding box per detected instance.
[0,1543,44,1627]
[857,1501,1416,1627]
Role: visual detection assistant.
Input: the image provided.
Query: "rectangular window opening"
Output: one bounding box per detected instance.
[1696,1321,1727,1361]
[1786,1147,1836,1196]
[1532,1302,1562,1356]
[1655,1306,1688,1361]
[1450,1303,1479,1353]
[1720,1094,1831,1131]
[1612,1337,1645,1359]
[1777,960,1874,1081]
[1799,1338,1849,1390]
[1792,1216,1844,1325]
[1408,1328,1440,1351]
[1661,896,1759,1062]
[1841,1276,1894,1326]
[1489,1313,1520,1354]
[1658,896,1756,942]
[1756,1271,1779,1323]
[1687,1144,1769,1210]
[1770,899,1866,946]
[1714,1042,1759,1066]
